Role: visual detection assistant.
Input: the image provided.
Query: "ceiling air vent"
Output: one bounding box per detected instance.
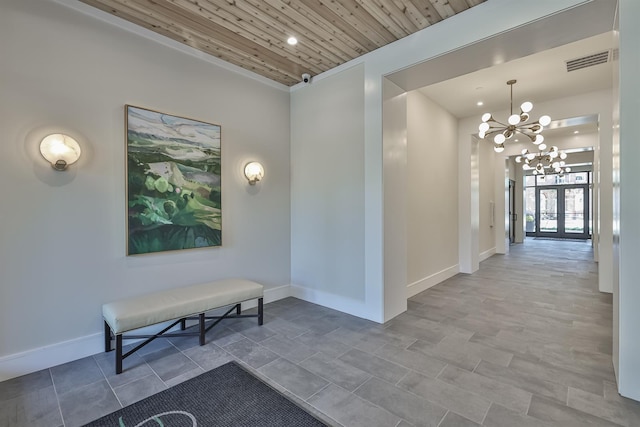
[566,51,610,72]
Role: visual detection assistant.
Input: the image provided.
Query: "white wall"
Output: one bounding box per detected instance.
[406,91,459,296]
[479,135,496,257]
[618,0,640,401]
[0,0,291,380]
[612,2,621,384]
[383,79,408,320]
[290,65,368,317]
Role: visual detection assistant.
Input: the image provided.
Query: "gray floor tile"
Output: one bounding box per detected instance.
[474,360,568,403]
[141,346,199,382]
[408,339,480,371]
[258,358,329,400]
[299,352,371,391]
[397,371,490,424]
[223,338,279,369]
[374,344,447,378]
[50,356,105,395]
[0,369,52,402]
[94,351,154,388]
[260,334,318,363]
[438,411,481,427]
[484,403,551,427]
[308,383,401,427]
[0,385,62,427]
[263,317,310,338]
[113,373,166,406]
[338,348,408,384]
[567,387,640,427]
[328,328,390,353]
[58,380,121,427]
[437,364,531,414]
[528,394,622,426]
[509,355,604,396]
[207,326,246,347]
[354,377,447,427]
[294,331,352,358]
[183,342,234,371]
[163,366,205,388]
[234,324,278,342]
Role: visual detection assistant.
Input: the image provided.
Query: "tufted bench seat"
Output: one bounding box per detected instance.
[103,278,263,374]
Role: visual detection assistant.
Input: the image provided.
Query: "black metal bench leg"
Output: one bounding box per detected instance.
[199,313,206,345]
[104,321,112,352]
[258,298,263,325]
[236,303,241,315]
[180,318,186,330]
[116,334,123,374]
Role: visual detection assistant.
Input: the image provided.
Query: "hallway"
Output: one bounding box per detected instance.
[2,240,639,426]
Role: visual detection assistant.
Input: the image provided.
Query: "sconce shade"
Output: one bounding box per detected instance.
[244,161,264,185]
[40,134,81,171]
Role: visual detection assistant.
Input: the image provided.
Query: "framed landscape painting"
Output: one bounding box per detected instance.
[126,105,222,255]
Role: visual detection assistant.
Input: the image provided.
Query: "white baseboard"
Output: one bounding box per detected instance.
[289,284,377,322]
[479,247,496,262]
[0,285,291,382]
[407,264,459,298]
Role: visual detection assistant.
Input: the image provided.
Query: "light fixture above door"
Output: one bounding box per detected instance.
[478,80,551,153]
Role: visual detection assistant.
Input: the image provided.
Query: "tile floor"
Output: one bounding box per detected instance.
[2,239,640,426]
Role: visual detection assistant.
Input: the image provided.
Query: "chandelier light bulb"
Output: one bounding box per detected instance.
[555,167,562,172]
[539,115,552,126]
[508,114,520,125]
[494,134,506,144]
[527,153,536,161]
[515,156,522,163]
[520,101,533,113]
[560,161,566,167]
[538,143,547,150]
[552,162,560,168]
[522,148,529,155]
[482,113,492,122]
[560,152,568,160]
[479,122,490,133]
[566,167,572,172]
[479,131,486,139]
[494,143,505,153]
[534,134,544,145]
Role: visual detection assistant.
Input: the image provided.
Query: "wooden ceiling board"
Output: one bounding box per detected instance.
[80,0,487,86]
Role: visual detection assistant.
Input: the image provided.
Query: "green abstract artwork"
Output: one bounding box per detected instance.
[126,105,221,255]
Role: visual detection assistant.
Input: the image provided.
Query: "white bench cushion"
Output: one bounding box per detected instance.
[103,279,263,334]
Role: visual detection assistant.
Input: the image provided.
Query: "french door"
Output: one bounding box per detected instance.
[535,184,590,239]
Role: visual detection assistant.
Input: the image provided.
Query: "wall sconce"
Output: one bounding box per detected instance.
[40,133,82,171]
[244,161,264,185]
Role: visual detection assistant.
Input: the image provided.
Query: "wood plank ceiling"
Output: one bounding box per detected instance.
[81,0,486,86]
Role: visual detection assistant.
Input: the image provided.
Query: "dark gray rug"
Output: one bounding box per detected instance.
[83,361,328,426]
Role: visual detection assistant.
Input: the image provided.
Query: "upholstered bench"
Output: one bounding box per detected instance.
[103,278,263,374]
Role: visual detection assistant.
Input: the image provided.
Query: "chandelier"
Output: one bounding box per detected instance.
[516,146,571,176]
[478,80,551,153]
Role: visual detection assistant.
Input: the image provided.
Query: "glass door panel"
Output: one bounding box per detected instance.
[539,189,558,233]
[525,187,536,233]
[564,188,585,234]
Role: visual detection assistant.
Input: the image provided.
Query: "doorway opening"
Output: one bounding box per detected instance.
[525,172,591,240]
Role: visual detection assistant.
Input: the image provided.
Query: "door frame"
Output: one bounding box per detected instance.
[534,184,590,239]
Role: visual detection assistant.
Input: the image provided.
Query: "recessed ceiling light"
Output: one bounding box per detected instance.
[477,101,484,106]
[287,36,298,46]
[574,130,579,134]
